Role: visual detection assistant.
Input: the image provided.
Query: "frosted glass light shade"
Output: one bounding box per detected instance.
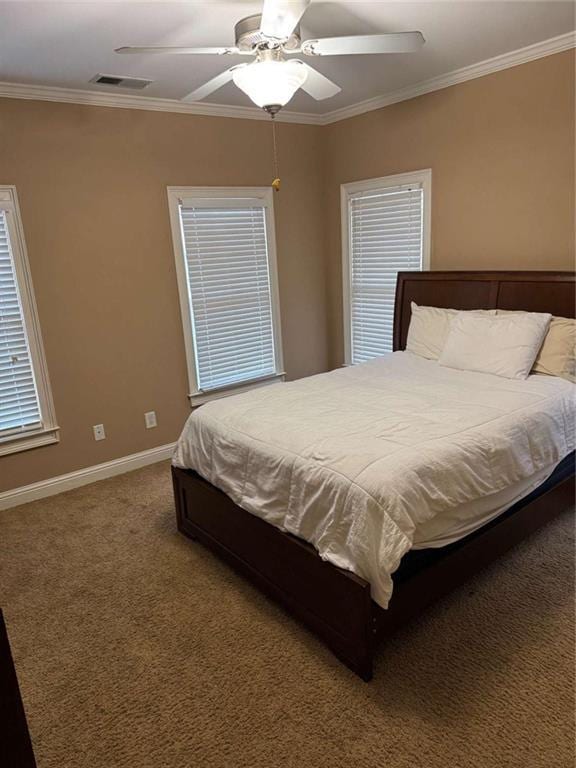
[232,60,307,108]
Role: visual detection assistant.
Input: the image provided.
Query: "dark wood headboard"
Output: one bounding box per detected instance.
[393,271,576,351]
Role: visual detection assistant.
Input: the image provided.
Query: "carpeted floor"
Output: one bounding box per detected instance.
[0,462,574,768]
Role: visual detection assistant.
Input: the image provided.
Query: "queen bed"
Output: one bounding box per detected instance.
[171,271,575,680]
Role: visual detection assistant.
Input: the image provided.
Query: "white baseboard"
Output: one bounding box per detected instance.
[0,442,176,511]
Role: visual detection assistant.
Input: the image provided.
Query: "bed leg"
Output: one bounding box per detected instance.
[337,632,373,681]
[356,655,373,682]
[344,592,374,682]
[172,469,196,538]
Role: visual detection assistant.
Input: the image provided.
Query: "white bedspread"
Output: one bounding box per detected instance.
[173,352,575,608]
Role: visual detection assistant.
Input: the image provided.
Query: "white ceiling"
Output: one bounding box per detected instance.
[0,1,574,115]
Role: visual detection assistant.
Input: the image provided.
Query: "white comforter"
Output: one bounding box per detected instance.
[173,352,575,608]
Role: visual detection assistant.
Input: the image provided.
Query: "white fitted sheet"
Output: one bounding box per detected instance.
[173,352,575,608]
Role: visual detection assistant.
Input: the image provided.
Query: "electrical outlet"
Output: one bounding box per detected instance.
[144,411,157,429]
[93,424,106,441]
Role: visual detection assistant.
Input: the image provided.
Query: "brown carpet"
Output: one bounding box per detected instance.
[0,462,574,768]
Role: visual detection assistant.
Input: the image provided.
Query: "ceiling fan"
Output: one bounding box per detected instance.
[116,0,425,115]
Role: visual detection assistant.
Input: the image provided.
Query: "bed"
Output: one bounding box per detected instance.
[172,271,575,680]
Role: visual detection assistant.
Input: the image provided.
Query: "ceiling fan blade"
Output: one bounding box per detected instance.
[181,67,240,102]
[301,31,425,56]
[115,46,243,56]
[298,63,341,100]
[260,0,310,39]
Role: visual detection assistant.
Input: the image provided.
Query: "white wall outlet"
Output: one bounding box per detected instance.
[93,424,106,441]
[144,411,157,429]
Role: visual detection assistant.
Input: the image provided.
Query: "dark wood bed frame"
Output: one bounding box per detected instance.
[172,271,576,681]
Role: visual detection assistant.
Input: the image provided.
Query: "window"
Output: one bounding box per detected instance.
[342,170,431,364]
[168,187,284,403]
[0,187,58,455]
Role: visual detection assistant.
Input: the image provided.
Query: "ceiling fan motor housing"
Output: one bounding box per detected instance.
[235,14,301,51]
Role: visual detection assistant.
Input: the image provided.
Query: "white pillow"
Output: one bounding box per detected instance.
[438,312,552,380]
[406,303,495,360]
[497,311,576,382]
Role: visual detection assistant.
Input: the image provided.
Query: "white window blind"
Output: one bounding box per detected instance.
[179,200,279,393]
[0,209,42,436]
[346,178,427,363]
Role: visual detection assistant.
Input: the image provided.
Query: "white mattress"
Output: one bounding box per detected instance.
[173,352,575,608]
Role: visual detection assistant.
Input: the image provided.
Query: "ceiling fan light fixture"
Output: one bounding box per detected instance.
[232,58,307,110]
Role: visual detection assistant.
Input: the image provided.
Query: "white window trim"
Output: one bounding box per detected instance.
[341,169,432,365]
[167,186,285,405]
[0,186,59,456]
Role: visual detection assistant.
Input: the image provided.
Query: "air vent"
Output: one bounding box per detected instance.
[89,74,153,90]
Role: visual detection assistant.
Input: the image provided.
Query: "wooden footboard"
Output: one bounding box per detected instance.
[173,466,375,680]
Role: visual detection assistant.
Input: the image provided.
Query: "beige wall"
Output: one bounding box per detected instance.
[1,49,574,492]
[324,49,575,366]
[0,100,328,491]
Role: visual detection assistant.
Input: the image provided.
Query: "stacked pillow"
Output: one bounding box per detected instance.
[405,302,575,382]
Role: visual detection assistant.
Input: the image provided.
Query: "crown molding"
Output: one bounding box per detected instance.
[0,31,573,126]
[320,30,576,124]
[0,80,324,125]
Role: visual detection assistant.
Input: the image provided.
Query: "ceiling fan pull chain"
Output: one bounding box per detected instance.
[271,117,281,192]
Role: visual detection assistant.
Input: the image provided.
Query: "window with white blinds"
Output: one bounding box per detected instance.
[0,187,57,455]
[342,171,431,364]
[169,187,283,401]
[0,209,41,433]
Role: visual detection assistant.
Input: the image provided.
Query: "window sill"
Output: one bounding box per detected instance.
[0,427,60,457]
[189,373,286,406]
